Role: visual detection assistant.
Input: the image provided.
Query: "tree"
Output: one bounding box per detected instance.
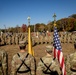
[22,24,27,32]
[35,23,40,31]
[74,21,76,30]
[69,14,76,19]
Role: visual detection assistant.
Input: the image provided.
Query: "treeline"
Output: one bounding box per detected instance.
[1,14,76,33]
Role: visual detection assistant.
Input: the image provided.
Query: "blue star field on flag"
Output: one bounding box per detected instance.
[53,27,62,51]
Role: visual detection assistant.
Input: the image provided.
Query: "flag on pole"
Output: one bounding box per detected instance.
[53,27,66,75]
[28,26,34,56]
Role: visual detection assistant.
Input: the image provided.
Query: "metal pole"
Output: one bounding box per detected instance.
[4,25,6,33]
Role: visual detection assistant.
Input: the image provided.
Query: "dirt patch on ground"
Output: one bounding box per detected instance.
[0,43,75,75]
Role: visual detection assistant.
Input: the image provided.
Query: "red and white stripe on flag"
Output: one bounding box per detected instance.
[53,27,66,75]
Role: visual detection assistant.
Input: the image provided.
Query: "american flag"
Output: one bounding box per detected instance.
[53,27,66,75]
